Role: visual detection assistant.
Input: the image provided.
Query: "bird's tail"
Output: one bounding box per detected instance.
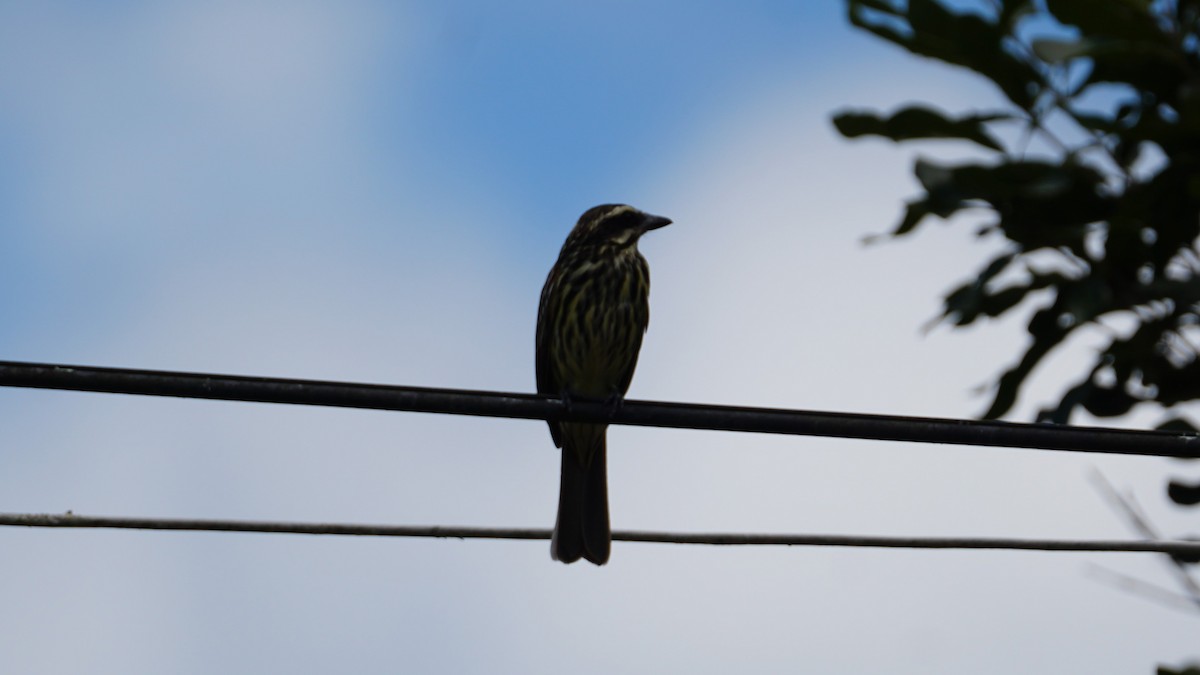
[551,423,610,565]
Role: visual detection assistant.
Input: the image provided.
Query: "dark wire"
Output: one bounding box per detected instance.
[3,512,1199,555]
[0,359,1197,457]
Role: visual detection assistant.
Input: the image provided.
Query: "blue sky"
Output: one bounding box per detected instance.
[0,2,1197,673]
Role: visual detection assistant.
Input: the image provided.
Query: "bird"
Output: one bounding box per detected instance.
[536,204,672,565]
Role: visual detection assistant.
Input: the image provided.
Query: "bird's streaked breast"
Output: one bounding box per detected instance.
[544,247,650,399]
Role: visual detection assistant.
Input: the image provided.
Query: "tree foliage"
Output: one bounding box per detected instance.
[1159,665,1200,675]
[834,0,1200,507]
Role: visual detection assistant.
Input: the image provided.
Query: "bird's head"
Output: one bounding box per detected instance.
[568,204,671,250]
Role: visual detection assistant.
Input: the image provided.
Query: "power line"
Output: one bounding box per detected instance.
[3,512,1198,555]
[1,359,1198,457]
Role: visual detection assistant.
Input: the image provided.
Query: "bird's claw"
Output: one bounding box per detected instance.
[604,392,625,420]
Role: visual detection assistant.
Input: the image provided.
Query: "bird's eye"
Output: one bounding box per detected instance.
[603,211,639,232]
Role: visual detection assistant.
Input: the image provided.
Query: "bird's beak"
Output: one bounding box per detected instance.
[641,214,672,232]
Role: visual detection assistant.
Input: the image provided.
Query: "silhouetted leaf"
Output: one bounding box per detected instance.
[997,0,1035,29]
[1173,540,1200,564]
[1157,418,1199,434]
[1084,41,1188,98]
[1081,384,1138,417]
[1158,664,1200,675]
[909,159,1111,250]
[1168,480,1200,505]
[1045,0,1166,43]
[832,106,1007,151]
[1031,38,1097,63]
[938,256,1090,330]
[892,198,935,236]
[1037,379,1092,424]
[848,0,1042,109]
[942,253,1016,325]
[985,337,1061,419]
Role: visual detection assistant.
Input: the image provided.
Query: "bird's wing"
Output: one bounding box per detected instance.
[535,266,563,447]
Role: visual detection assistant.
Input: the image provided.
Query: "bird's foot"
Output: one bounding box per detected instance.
[603,392,625,420]
[559,389,575,413]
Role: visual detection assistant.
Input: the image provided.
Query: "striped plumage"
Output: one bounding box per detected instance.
[536,204,671,565]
